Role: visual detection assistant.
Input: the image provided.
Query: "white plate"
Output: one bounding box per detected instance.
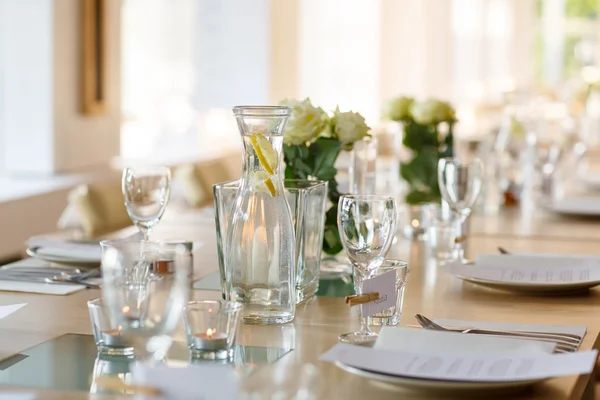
[26,247,100,268]
[550,198,600,216]
[335,362,544,393]
[454,273,600,294]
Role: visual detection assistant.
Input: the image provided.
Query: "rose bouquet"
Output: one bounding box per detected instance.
[280,98,370,255]
[383,97,457,204]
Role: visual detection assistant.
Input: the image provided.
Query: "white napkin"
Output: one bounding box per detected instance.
[132,363,237,400]
[374,327,556,356]
[0,281,85,295]
[27,238,101,262]
[0,259,86,295]
[433,318,586,341]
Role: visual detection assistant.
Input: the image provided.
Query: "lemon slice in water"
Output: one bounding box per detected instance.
[249,171,277,197]
[249,132,278,175]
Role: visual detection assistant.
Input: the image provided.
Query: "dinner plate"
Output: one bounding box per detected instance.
[550,198,600,217]
[335,362,545,393]
[26,247,100,268]
[453,273,600,294]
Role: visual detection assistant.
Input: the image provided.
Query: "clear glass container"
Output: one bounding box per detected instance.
[215,179,328,304]
[225,106,296,325]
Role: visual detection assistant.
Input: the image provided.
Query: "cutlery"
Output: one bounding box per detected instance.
[415,314,581,353]
[45,277,100,289]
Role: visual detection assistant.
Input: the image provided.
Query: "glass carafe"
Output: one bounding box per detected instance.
[225,106,296,325]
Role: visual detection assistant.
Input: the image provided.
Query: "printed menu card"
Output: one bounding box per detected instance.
[321,328,597,382]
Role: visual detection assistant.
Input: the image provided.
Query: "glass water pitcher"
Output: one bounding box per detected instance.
[225,106,296,325]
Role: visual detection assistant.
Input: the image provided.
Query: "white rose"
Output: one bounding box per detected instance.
[383,96,414,121]
[332,107,370,147]
[410,99,456,125]
[279,98,329,145]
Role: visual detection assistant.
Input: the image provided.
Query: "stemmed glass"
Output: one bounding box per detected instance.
[101,241,190,363]
[437,158,484,264]
[337,195,396,344]
[122,166,172,242]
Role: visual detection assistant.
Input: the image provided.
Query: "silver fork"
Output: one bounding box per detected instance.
[415,314,580,353]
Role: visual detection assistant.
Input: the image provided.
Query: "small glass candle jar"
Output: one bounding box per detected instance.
[88,298,135,356]
[183,300,242,360]
[399,204,436,240]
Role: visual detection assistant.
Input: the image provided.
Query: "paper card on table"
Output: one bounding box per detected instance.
[448,261,600,285]
[321,343,597,382]
[374,327,555,356]
[132,363,237,400]
[0,393,36,400]
[0,304,26,319]
[360,270,396,317]
[0,281,84,295]
[476,254,600,269]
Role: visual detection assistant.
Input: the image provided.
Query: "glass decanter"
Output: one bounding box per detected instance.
[225,106,296,325]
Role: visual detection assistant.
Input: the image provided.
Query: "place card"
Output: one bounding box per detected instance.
[131,363,237,399]
[321,343,597,382]
[360,270,396,317]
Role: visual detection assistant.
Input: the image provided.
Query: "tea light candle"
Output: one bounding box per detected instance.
[102,328,126,347]
[193,328,228,351]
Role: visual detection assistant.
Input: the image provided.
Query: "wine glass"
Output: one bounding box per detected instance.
[122,166,172,242]
[337,195,396,344]
[437,158,484,264]
[101,241,190,363]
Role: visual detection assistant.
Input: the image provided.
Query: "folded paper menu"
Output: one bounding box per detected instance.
[131,363,237,400]
[374,327,556,356]
[321,328,597,382]
[447,255,600,284]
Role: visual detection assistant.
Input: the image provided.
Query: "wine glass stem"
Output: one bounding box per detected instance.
[455,214,468,262]
[353,272,371,334]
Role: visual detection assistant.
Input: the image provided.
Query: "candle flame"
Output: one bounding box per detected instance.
[122,306,130,313]
[206,328,215,338]
[411,219,419,228]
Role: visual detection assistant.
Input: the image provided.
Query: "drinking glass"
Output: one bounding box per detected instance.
[437,158,484,263]
[337,195,396,344]
[122,166,172,241]
[101,241,190,363]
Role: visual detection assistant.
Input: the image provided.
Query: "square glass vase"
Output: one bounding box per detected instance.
[213,179,328,304]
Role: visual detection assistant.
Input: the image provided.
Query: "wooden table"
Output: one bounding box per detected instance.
[1,209,600,399]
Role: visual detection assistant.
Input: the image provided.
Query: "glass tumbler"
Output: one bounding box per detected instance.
[367,259,409,326]
[88,298,135,356]
[183,300,243,360]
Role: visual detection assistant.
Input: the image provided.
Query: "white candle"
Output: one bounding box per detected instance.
[192,328,228,351]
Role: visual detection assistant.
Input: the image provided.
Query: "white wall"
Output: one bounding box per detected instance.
[0,0,121,175]
[53,0,121,172]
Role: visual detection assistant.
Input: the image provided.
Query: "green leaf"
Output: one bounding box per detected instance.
[310,138,341,178]
[405,190,439,205]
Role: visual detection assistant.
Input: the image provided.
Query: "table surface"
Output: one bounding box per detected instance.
[2,207,600,399]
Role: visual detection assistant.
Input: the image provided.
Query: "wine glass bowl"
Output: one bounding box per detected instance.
[122,166,172,241]
[437,158,484,220]
[337,195,396,345]
[338,195,396,274]
[437,158,484,263]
